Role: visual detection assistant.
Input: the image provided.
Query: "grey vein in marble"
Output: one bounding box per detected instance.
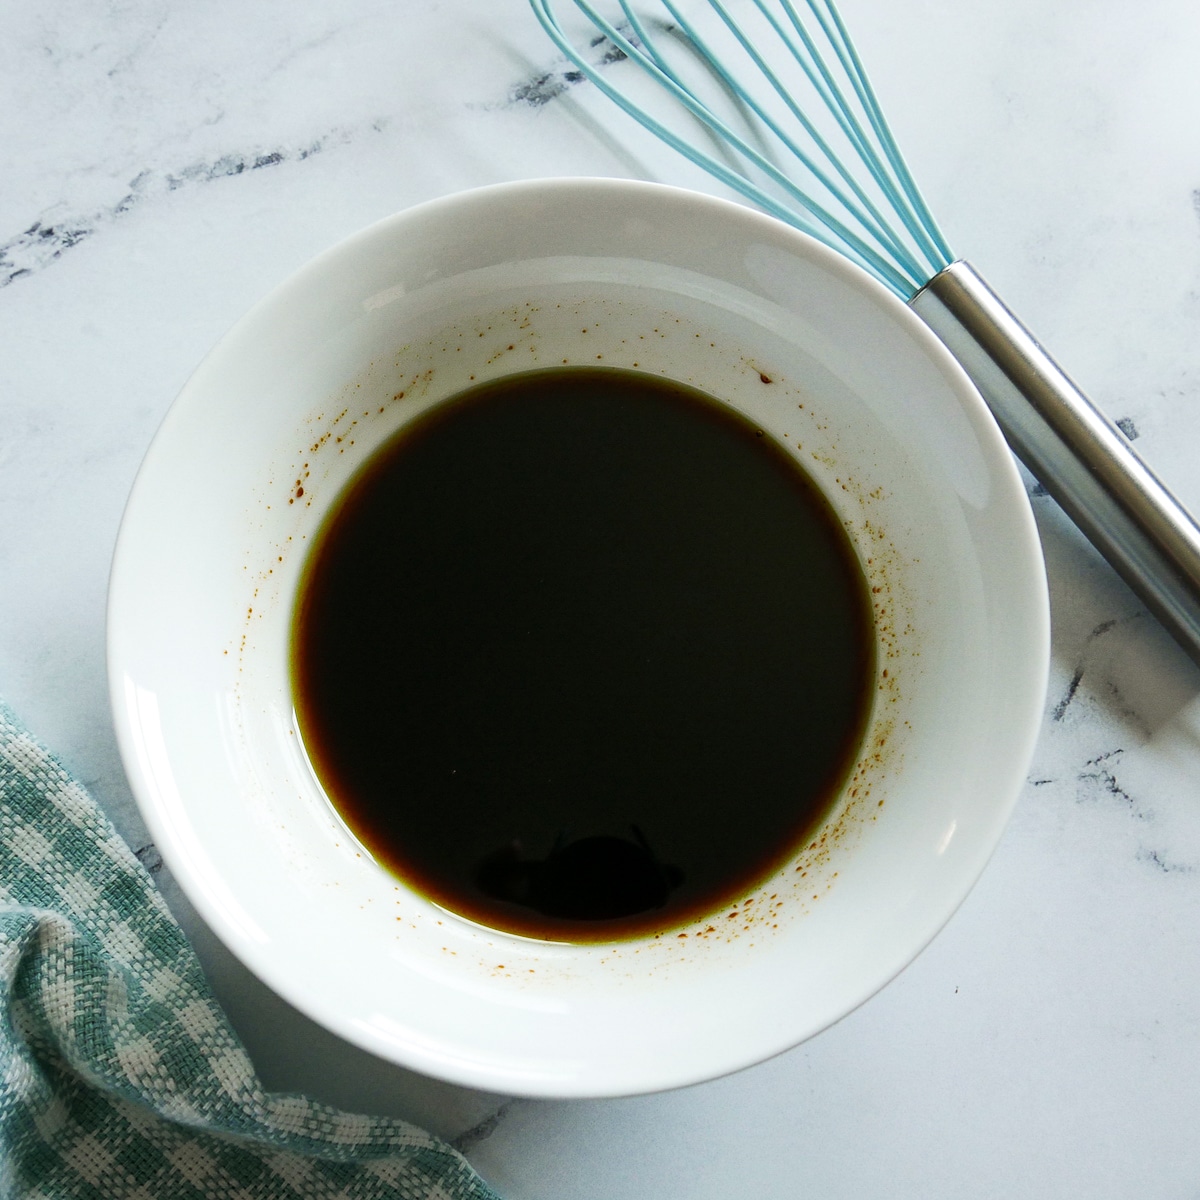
[451,1100,518,1153]
[1072,746,1198,872]
[1078,748,1142,817]
[134,842,164,875]
[509,29,632,107]
[0,122,385,289]
[1052,667,1084,721]
[1052,619,1121,722]
[1138,846,1196,874]
[1059,746,1196,871]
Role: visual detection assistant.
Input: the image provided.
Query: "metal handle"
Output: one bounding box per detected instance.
[910,259,1200,668]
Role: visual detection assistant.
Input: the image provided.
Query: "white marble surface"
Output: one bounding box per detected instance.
[3,0,1200,1195]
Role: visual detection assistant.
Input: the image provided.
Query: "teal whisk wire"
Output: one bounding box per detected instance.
[531,0,905,291]
[528,0,952,298]
[747,0,949,271]
[528,0,1200,671]
[796,0,953,267]
[651,0,926,280]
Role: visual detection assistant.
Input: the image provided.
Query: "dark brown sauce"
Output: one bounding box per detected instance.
[291,367,874,942]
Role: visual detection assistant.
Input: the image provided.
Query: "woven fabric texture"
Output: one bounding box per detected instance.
[0,701,501,1200]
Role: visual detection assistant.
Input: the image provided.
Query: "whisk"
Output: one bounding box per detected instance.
[529,0,1200,668]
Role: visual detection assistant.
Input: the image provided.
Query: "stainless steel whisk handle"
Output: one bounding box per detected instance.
[911,260,1200,668]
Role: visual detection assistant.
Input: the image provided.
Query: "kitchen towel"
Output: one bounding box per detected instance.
[0,699,501,1199]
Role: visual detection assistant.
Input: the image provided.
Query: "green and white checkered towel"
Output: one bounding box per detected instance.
[0,700,501,1199]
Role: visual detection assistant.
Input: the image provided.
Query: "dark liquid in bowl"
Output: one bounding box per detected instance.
[291,367,874,941]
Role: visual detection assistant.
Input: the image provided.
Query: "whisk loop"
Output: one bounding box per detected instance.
[529,0,1200,668]
[529,0,952,297]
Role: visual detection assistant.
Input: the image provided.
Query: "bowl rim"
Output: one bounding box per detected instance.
[107,175,1050,1097]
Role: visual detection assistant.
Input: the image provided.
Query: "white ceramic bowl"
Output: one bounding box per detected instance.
[108,178,1048,1098]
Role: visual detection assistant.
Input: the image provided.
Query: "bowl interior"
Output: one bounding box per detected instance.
[108,178,1048,1097]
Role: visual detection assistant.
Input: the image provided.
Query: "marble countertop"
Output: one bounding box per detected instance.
[3,0,1200,1195]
